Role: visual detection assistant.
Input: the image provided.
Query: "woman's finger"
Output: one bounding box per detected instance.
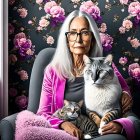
[101,123,113,132]
[102,128,117,135]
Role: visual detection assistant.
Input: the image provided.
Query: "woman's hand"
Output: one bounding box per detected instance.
[121,91,133,114]
[101,121,123,135]
[60,121,83,139]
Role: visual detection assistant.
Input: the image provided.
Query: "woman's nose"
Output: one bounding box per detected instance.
[76,34,83,43]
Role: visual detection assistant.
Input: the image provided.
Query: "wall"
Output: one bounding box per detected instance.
[8,0,140,116]
[0,0,8,119]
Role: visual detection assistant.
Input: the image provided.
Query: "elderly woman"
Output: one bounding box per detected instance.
[37,10,136,140]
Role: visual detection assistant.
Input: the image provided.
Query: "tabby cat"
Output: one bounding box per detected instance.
[83,54,122,134]
[53,100,99,139]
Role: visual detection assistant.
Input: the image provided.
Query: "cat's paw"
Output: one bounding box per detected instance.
[98,127,102,135]
[100,121,106,128]
[84,134,92,139]
[98,121,106,135]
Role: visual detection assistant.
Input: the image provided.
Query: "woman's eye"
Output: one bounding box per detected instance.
[70,32,77,36]
[81,31,89,35]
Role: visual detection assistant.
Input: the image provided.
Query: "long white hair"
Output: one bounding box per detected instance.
[49,10,103,80]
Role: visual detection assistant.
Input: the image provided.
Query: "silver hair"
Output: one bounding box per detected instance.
[49,10,103,80]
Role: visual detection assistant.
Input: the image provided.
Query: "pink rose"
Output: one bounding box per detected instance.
[100,33,113,52]
[16,38,27,47]
[99,23,107,33]
[119,0,128,5]
[128,38,140,49]
[80,1,101,22]
[26,48,34,56]
[8,23,15,35]
[18,70,28,81]
[128,63,140,82]
[46,36,54,45]
[119,26,126,34]
[39,18,50,27]
[15,95,28,110]
[50,6,65,18]
[128,2,140,15]
[44,1,57,14]
[122,20,133,30]
[13,32,26,46]
[119,57,128,66]
[36,0,43,4]
[17,8,28,18]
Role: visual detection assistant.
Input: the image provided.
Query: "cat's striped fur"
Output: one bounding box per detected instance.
[53,100,99,139]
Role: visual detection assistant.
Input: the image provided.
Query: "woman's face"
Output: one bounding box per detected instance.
[67,17,92,55]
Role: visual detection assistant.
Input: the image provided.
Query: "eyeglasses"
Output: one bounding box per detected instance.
[65,31,92,42]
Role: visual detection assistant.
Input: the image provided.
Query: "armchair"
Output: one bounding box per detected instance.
[0,48,55,140]
[0,48,140,140]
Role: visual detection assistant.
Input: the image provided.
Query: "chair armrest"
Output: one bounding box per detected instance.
[127,112,140,140]
[0,113,18,140]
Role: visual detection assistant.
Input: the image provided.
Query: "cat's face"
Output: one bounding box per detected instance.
[83,55,114,86]
[58,100,83,121]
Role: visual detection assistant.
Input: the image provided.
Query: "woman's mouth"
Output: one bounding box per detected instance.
[74,46,84,48]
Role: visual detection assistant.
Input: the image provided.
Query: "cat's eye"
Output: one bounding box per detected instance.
[74,107,79,111]
[60,111,65,115]
[86,70,92,74]
[99,70,109,78]
[67,108,71,112]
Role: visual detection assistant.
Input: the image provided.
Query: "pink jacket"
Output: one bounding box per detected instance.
[37,64,135,140]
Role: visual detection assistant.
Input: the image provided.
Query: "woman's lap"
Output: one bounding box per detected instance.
[91,134,127,140]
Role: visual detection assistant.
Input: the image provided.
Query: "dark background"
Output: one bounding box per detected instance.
[8,0,140,117]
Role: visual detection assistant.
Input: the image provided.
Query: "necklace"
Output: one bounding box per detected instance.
[73,65,84,76]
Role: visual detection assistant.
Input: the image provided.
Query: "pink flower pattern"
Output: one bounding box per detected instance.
[18,70,29,81]
[17,8,28,18]
[8,0,140,113]
[119,57,128,66]
[80,1,101,23]
[99,33,113,52]
[128,63,140,83]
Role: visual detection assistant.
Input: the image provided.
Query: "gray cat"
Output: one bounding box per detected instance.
[53,100,99,139]
[83,54,122,134]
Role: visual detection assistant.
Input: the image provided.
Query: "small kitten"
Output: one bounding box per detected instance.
[83,54,122,134]
[53,100,99,139]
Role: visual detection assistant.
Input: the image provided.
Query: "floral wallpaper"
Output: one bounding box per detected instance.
[9,0,140,115]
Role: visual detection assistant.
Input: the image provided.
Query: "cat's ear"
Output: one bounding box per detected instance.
[78,100,84,107]
[64,100,69,106]
[104,54,113,66]
[83,55,91,64]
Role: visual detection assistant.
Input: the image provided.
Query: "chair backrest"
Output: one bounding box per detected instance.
[27,48,55,113]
